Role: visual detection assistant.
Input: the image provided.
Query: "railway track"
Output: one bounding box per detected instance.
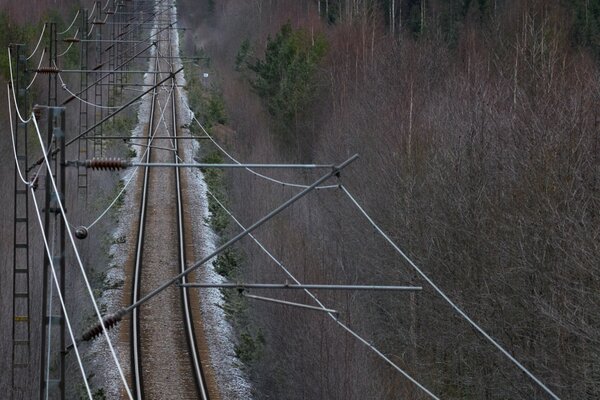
[129,7,208,399]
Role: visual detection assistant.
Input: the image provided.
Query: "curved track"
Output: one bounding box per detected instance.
[130,7,208,399]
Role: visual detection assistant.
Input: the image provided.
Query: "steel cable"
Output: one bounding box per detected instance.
[339,184,561,400]
[25,48,46,91]
[7,85,30,185]
[58,10,80,35]
[182,97,337,190]
[31,114,134,400]
[7,49,32,123]
[26,23,46,61]
[58,29,79,58]
[30,186,93,400]
[204,188,440,400]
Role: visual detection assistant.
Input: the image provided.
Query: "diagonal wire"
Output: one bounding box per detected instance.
[58,29,79,58]
[339,184,561,400]
[7,48,32,123]
[180,92,336,190]
[203,188,440,400]
[25,48,46,91]
[88,2,97,21]
[30,186,93,399]
[7,85,30,185]
[79,83,175,231]
[58,10,80,35]
[31,114,134,400]
[26,23,46,61]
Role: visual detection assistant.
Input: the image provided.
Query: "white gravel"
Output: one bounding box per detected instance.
[89,2,252,398]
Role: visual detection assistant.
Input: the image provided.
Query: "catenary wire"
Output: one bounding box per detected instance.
[58,29,79,58]
[30,186,93,400]
[56,66,139,110]
[7,85,31,185]
[26,23,46,61]
[78,83,175,231]
[25,48,46,91]
[31,114,134,400]
[203,188,440,399]
[58,10,80,35]
[88,2,97,21]
[339,184,561,400]
[7,48,32,123]
[183,101,337,190]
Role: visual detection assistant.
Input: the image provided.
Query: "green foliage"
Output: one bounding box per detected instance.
[201,151,229,234]
[0,12,37,80]
[235,38,251,71]
[215,247,240,278]
[184,65,226,130]
[234,330,265,364]
[568,0,600,56]
[206,94,227,126]
[248,22,327,132]
[105,115,136,136]
[93,388,107,400]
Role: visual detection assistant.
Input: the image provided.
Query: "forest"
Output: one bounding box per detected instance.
[0,0,598,398]
[176,0,600,398]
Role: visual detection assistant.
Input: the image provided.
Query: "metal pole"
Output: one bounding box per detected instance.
[59,69,174,73]
[179,283,423,291]
[56,107,66,400]
[67,67,183,146]
[243,293,339,314]
[62,41,155,105]
[77,154,359,344]
[124,154,358,312]
[84,135,209,140]
[129,162,337,169]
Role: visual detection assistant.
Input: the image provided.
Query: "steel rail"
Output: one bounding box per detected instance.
[131,12,208,400]
[123,153,358,314]
[130,55,159,400]
[170,37,209,398]
[62,42,156,105]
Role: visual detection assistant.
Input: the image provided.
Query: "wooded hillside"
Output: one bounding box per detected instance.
[178,0,600,398]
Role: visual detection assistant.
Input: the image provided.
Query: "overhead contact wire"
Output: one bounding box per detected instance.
[7,48,32,123]
[81,83,175,231]
[204,189,440,399]
[58,29,79,58]
[339,184,561,400]
[58,10,80,35]
[184,105,336,190]
[26,23,46,61]
[25,48,46,91]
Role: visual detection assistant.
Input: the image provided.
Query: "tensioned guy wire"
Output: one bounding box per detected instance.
[31,114,134,400]
[204,188,440,399]
[77,83,176,231]
[182,97,337,190]
[30,186,93,400]
[339,184,561,400]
